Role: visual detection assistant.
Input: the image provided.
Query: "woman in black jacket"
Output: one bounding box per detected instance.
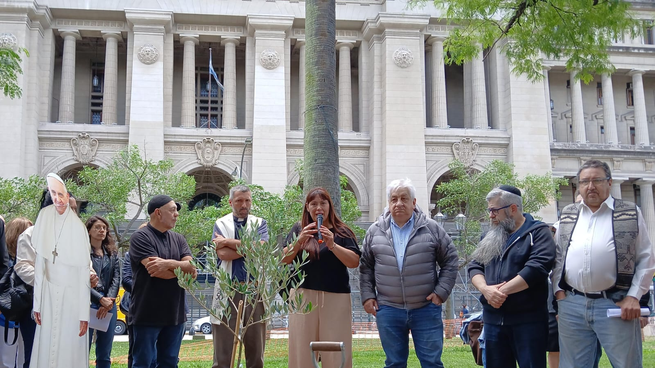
[86,215,120,368]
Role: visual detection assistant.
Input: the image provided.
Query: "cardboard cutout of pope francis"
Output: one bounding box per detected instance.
[30,173,91,368]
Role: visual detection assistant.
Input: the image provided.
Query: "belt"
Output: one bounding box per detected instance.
[570,288,607,300]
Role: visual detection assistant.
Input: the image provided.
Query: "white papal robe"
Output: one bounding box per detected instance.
[30,205,90,368]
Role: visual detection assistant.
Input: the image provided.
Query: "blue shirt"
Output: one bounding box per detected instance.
[390,214,415,272]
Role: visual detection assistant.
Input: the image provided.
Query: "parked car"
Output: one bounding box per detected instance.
[191,316,212,335]
[114,287,128,335]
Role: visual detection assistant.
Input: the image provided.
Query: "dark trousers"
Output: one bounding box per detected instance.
[127,314,134,368]
[132,323,184,368]
[89,304,118,368]
[212,292,266,368]
[18,312,36,368]
[484,320,548,368]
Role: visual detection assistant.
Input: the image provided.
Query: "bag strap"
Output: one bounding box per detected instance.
[4,323,18,346]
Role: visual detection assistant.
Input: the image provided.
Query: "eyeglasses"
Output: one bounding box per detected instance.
[486,204,512,215]
[578,177,610,187]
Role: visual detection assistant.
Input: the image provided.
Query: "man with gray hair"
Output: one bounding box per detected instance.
[468,185,555,368]
[360,178,458,368]
[552,159,655,368]
[210,185,269,368]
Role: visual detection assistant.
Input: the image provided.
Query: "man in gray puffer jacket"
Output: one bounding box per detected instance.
[359,178,459,368]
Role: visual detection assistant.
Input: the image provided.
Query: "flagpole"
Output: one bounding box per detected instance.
[208,47,212,128]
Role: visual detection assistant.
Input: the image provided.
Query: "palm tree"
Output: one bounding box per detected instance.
[303,0,342,214]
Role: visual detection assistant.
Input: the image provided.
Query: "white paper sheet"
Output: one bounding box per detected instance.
[88,307,113,332]
[606,308,650,318]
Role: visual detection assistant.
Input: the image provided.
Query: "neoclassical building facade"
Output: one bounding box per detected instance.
[1,0,655,235]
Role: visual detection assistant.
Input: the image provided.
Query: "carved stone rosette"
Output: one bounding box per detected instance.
[71,133,99,164]
[259,50,280,70]
[452,138,479,167]
[195,138,222,168]
[137,44,159,65]
[0,33,18,49]
[393,47,414,68]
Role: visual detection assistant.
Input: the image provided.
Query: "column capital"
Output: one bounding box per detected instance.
[635,180,655,186]
[336,41,354,50]
[247,15,294,35]
[427,35,446,45]
[628,69,646,77]
[125,10,174,34]
[180,34,199,45]
[59,30,81,41]
[294,39,306,52]
[101,31,123,42]
[221,37,240,46]
[542,65,551,72]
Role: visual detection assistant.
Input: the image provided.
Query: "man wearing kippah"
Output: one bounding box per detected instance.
[129,195,198,368]
[468,185,556,368]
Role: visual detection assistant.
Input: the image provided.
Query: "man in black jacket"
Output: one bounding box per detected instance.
[468,185,555,368]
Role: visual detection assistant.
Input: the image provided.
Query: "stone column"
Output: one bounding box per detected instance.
[247,15,294,193]
[58,30,81,123]
[297,40,306,130]
[125,10,172,161]
[221,37,240,129]
[101,32,122,125]
[629,70,650,146]
[570,72,586,143]
[471,46,488,129]
[180,35,198,128]
[543,67,553,141]
[610,178,624,199]
[601,73,619,145]
[337,41,354,132]
[636,180,655,241]
[428,36,448,128]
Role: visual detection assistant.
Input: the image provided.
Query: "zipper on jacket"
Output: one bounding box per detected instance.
[496,233,527,283]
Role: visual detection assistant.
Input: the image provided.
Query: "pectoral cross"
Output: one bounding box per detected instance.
[52,248,58,264]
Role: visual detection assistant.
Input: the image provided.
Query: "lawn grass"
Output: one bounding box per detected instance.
[92,337,655,367]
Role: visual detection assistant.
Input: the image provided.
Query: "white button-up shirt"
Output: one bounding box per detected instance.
[552,196,655,300]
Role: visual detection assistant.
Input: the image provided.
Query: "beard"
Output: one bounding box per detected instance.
[471,217,516,265]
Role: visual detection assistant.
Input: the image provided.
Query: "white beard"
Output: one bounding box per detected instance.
[471,217,516,265]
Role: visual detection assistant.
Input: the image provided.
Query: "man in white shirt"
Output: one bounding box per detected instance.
[552,160,655,368]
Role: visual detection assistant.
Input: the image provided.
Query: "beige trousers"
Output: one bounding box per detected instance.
[288,288,353,368]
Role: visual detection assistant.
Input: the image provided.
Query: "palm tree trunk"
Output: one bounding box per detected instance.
[304,0,341,214]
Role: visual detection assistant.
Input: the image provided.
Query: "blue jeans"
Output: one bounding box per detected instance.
[89,304,118,368]
[484,320,547,368]
[376,303,444,368]
[558,292,642,368]
[132,323,185,368]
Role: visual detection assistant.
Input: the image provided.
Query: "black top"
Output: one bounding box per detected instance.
[129,223,192,326]
[468,213,556,326]
[286,222,361,294]
[90,247,120,305]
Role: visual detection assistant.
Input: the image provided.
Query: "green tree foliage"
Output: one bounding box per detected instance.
[176,225,312,368]
[412,0,639,82]
[174,176,363,253]
[69,146,196,247]
[0,47,29,99]
[436,160,567,267]
[0,175,46,221]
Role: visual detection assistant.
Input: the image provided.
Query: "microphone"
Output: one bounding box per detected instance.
[317,214,324,244]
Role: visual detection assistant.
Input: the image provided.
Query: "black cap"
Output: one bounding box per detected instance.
[148,195,182,215]
[498,185,522,197]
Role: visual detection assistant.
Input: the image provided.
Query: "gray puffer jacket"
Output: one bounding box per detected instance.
[359,207,459,310]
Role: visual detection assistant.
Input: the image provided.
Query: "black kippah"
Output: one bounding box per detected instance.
[148,195,181,215]
[498,185,521,197]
